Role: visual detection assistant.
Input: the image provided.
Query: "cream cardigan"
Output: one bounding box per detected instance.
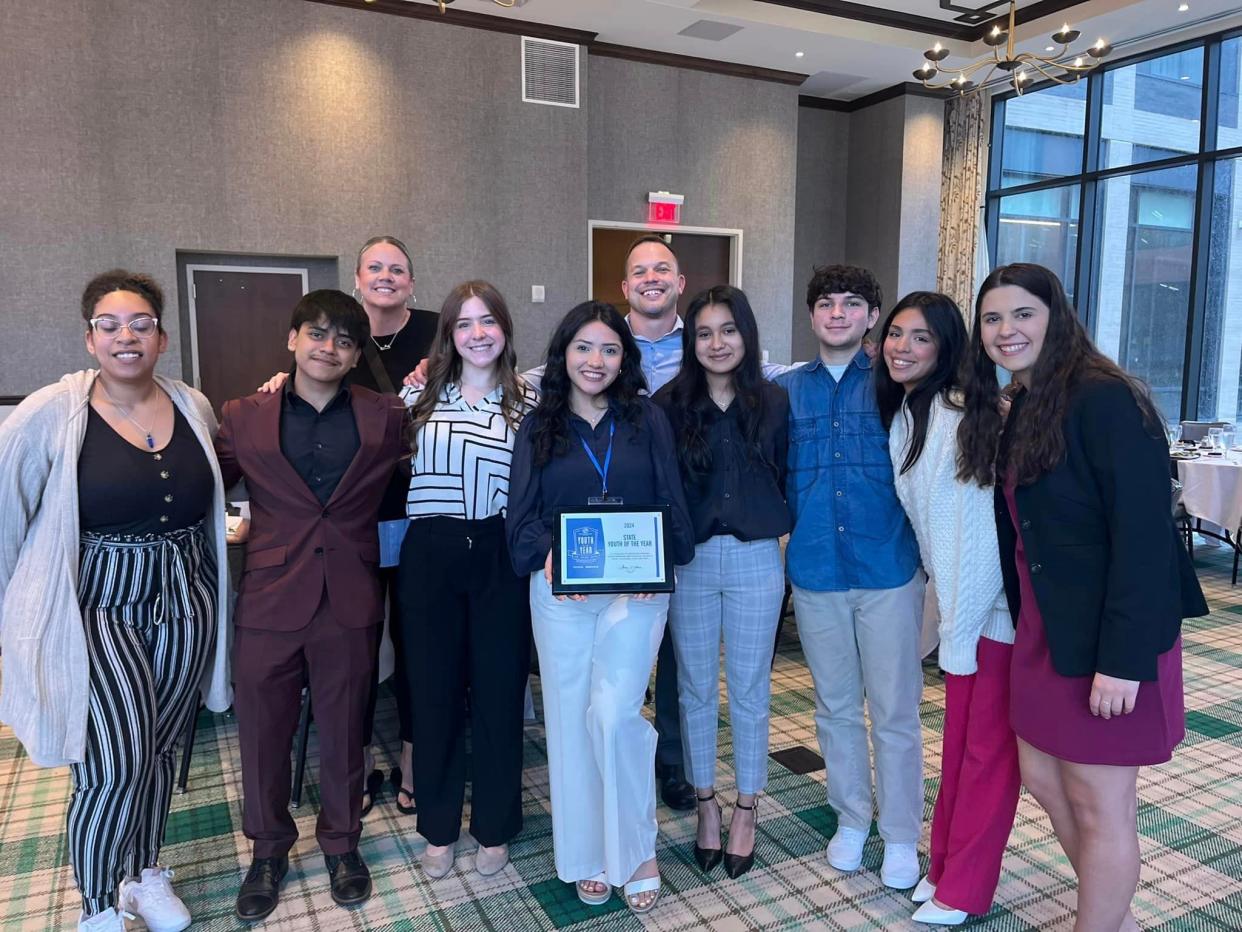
[0,370,231,767]
[890,394,1013,675]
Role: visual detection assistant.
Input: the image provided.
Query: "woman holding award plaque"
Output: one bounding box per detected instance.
[507,301,694,914]
[652,286,790,881]
[397,281,538,880]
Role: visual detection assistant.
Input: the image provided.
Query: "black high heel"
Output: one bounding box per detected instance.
[694,792,723,873]
[723,799,757,879]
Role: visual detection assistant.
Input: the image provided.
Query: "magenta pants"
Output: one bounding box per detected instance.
[928,637,1020,914]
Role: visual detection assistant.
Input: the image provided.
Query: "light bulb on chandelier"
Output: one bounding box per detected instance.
[912,0,1111,96]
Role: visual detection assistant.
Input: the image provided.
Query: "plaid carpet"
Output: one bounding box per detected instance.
[3,550,1241,931]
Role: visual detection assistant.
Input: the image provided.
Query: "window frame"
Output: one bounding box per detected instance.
[985,25,1242,420]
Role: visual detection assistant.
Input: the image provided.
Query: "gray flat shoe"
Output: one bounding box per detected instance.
[475,844,509,876]
[420,844,456,879]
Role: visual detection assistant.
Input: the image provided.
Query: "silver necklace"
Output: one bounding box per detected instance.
[98,381,158,450]
[371,310,410,352]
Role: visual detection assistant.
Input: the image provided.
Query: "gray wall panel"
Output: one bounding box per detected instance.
[587,56,799,363]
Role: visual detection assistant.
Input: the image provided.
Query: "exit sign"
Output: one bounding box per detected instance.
[647,191,684,225]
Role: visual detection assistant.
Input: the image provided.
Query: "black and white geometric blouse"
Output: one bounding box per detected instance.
[399,379,539,520]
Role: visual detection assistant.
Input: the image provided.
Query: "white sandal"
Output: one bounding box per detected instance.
[576,873,611,906]
[623,874,661,914]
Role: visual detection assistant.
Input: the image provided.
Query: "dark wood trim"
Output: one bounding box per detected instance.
[800,81,951,112]
[300,0,597,46]
[798,94,851,112]
[757,0,979,41]
[588,43,808,85]
[0,396,26,406]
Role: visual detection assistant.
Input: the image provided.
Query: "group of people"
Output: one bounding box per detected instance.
[0,230,1204,932]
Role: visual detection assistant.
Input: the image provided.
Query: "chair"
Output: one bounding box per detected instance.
[1180,420,1229,444]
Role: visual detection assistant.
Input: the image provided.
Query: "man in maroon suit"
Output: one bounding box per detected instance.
[215,290,406,922]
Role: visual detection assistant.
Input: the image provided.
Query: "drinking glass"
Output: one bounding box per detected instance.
[1170,423,1183,446]
[1208,426,1225,452]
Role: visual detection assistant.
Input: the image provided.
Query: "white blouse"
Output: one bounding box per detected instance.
[399,379,538,521]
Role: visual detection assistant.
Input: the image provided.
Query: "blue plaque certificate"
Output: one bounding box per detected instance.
[551,504,674,595]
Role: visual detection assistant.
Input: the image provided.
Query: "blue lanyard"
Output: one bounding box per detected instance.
[579,420,615,497]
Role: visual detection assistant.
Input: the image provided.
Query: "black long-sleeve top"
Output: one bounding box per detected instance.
[280,377,360,506]
[653,380,791,544]
[506,396,696,576]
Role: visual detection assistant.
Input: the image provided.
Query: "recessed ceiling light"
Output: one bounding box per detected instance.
[795,51,805,58]
[1178,2,1189,10]
[1045,45,1055,52]
[1181,74,1191,79]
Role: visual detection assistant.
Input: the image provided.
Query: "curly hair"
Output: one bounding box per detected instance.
[957,263,1163,486]
[662,285,771,484]
[874,291,968,476]
[81,270,165,332]
[529,301,647,467]
[805,264,883,311]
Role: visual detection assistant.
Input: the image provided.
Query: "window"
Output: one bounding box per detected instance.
[1197,157,1242,422]
[1101,47,1203,169]
[987,29,1242,422]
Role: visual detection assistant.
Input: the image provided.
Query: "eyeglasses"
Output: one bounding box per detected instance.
[88,316,160,337]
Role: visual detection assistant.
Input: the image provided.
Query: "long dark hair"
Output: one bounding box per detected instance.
[663,286,769,483]
[529,301,647,467]
[957,263,1163,486]
[875,292,968,476]
[407,280,524,456]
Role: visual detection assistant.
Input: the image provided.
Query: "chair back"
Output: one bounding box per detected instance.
[1181,421,1229,443]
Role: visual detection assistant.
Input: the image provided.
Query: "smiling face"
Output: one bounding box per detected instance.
[693,303,745,378]
[287,316,362,390]
[451,294,506,374]
[565,319,624,401]
[354,241,414,314]
[810,291,880,359]
[620,241,685,321]
[85,290,168,383]
[883,307,939,393]
[979,284,1050,387]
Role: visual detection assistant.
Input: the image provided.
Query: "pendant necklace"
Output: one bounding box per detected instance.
[99,380,157,449]
[371,309,410,352]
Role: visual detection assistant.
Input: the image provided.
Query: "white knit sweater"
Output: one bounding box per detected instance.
[890,394,1013,675]
[0,370,232,767]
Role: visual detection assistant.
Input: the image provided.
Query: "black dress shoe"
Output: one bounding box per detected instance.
[325,850,372,906]
[723,799,757,879]
[236,854,289,922]
[655,762,696,811]
[693,792,723,873]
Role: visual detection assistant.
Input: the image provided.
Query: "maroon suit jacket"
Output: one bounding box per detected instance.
[215,384,407,631]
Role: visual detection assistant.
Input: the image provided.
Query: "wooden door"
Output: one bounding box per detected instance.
[190,268,307,414]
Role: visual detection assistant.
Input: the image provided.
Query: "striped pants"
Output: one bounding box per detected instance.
[668,536,784,795]
[69,523,217,915]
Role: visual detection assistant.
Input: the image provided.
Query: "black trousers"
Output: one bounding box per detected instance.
[654,626,684,767]
[398,516,531,847]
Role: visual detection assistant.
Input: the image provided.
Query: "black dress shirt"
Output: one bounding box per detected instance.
[505,396,695,576]
[653,381,791,543]
[280,375,360,506]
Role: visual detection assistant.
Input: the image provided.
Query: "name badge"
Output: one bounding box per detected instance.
[587,495,624,505]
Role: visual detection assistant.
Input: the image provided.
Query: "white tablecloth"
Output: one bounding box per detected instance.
[1177,455,1242,532]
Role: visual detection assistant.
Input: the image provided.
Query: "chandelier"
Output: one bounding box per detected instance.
[913,0,1111,95]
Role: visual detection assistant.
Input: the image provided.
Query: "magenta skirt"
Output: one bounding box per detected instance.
[1004,483,1185,766]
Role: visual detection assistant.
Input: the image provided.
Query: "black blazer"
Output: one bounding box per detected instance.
[995,378,1206,681]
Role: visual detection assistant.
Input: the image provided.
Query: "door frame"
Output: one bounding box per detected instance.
[586,220,743,297]
[184,264,309,388]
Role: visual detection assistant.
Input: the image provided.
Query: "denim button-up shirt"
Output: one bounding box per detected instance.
[775,351,919,592]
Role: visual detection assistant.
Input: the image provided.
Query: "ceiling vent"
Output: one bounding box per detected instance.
[677,20,742,41]
[522,36,579,108]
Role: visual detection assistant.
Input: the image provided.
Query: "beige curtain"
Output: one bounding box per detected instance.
[937,93,988,316]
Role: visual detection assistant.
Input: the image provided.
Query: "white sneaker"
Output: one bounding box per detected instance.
[880,842,920,889]
[118,866,191,932]
[825,826,868,872]
[77,908,133,931]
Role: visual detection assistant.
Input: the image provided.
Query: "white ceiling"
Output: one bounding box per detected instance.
[405,0,1242,99]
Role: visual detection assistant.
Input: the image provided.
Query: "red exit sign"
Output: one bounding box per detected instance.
[647,191,683,224]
